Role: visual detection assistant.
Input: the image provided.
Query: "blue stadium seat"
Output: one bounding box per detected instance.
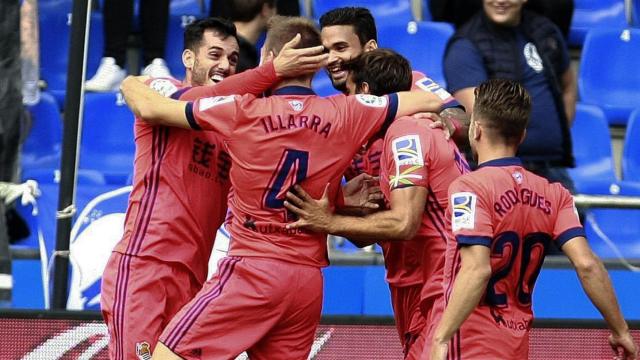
[312,70,341,97]
[578,28,640,125]
[312,0,414,24]
[622,108,640,181]
[80,93,135,184]
[567,104,618,194]
[22,92,62,171]
[569,0,627,46]
[170,0,206,16]
[165,14,201,79]
[377,21,454,88]
[585,193,640,260]
[39,1,104,106]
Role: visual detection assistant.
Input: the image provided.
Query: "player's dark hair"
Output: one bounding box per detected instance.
[473,79,531,144]
[319,7,377,45]
[230,0,276,22]
[347,48,412,96]
[183,17,239,51]
[264,16,321,55]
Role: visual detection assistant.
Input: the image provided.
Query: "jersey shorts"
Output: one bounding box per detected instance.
[158,257,323,360]
[101,252,202,360]
[390,284,427,359]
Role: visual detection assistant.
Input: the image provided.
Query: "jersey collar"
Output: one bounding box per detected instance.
[272,86,316,96]
[477,157,522,168]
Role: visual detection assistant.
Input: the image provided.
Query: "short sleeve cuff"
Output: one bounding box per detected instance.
[555,226,586,248]
[185,102,202,130]
[170,87,191,100]
[456,235,492,247]
[442,99,465,111]
[385,93,399,124]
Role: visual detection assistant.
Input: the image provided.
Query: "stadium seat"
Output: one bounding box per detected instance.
[377,21,454,88]
[22,92,62,171]
[39,1,104,106]
[585,206,640,260]
[569,0,627,46]
[165,14,201,79]
[170,0,206,16]
[567,104,618,194]
[80,92,135,184]
[622,108,640,181]
[312,0,414,24]
[578,28,640,125]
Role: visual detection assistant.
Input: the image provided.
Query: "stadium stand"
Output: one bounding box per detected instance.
[377,20,453,88]
[22,92,62,172]
[622,108,640,181]
[165,14,199,79]
[312,0,414,24]
[578,28,640,125]
[39,0,104,106]
[79,93,135,184]
[569,0,627,46]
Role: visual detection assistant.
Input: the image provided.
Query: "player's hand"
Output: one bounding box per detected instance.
[413,112,453,140]
[273,33,329,78]
[284,184,333,233]
[609,331,638,359]
[430,341,449,360]
[342,173,383,210]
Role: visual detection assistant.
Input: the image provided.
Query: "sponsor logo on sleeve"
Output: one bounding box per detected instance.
[149,78,179,98]
[389,135,424,188]
[451,192,477,231]
[198,95,235,111]
[355,94,387,108]
[414,76,452,101]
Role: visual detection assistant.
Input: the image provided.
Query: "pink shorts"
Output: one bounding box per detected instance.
[389,283,426,359]
[101,252,202,360]
[419,295,446,360]
[159,256,323,360]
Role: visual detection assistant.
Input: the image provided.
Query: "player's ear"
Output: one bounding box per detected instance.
[182,49,195,70]
[364,39,378,52]
[518,129,527,146]
[360,82,371,95]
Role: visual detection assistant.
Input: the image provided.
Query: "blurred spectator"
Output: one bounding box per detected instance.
[210,0,299,18]
[444,0,577,191]
[0,0,23,307]
[230,0,276,73]
[430,0,574,39]
[86,0,172,92]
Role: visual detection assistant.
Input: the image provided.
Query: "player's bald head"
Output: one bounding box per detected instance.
[264,16,322,56]
[473,79,531,145]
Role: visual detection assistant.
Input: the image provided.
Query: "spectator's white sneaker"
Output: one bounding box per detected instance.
[85,57,126,92]
[141,58,173,79]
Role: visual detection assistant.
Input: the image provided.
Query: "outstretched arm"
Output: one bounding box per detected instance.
[121,76,190,129]
[562,237,638,359]
[431,245,492,360]
[284,184,426,242]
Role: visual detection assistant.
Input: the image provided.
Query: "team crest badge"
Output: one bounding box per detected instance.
[451,192,477,231]
[512,171,523,184]
[289,100,304,111]
[136,342,152,360]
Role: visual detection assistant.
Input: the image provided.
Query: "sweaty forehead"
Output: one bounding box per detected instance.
[199,29,240,53]
[321,25,362,48]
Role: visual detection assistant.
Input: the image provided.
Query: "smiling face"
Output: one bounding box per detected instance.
[321,25,367,92]
[483,0,526,27]
[186,29,240,86]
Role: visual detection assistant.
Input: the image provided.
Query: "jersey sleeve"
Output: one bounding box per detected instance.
[552,185,585,248]
[343,93,398,147]
[172,61,278,101]
[411,71,462,110]
[447,176,494,247]
[186,95,243,138]
[384,119,431,191]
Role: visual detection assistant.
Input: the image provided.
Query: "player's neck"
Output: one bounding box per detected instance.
[476,143,518,165]
[272,77,313,91]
